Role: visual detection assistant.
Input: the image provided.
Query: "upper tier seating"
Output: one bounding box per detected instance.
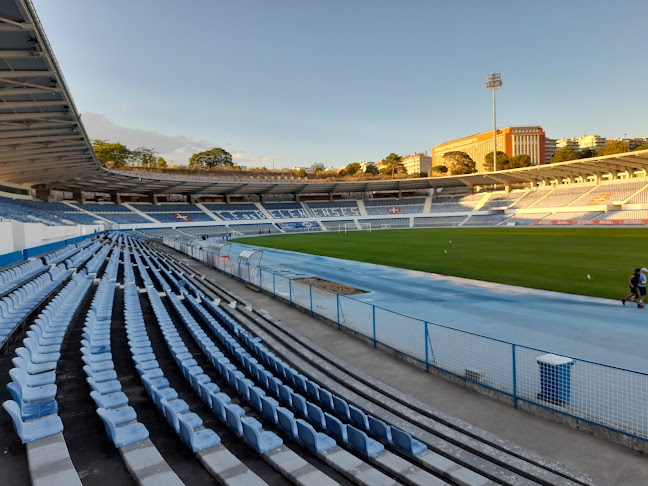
[569,180,646,206]
[319,220,355,230]
[527,184,595,208]
[358,218,409,228]
[364,198,425,216]
[130,204,213,223]
[229,223,278,234]
[508,189,552,209]
[505,213,551,225]
[305,201,361,218]
[0,197,70,226]
[479,192,528,211]
[462,214,509,226]
[202,203,267,221]
[413,216,465,227]
[261,202,310,219]
[180,226,228,237]
[542,212,602,221]
[595,210,648,221]
[429,195,478,213]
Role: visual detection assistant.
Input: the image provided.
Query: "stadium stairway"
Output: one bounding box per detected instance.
[152,240,599,486]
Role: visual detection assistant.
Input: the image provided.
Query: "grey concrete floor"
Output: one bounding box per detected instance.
[170,248,648,486]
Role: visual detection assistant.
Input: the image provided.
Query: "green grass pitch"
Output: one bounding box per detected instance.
[233,227,648,299]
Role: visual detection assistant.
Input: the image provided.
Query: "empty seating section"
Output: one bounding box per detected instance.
[68,203,149,224]
[569,180,646,206]
[429,195,477,213]
[0,197,70,225]
[364,198,425,215]
[527,184,595,208]
[130,203,213,223]
[626,185,648,204]
[134,228,189,240]
[228,223,277,234]
[596,210,648,221]
[262,202,309,219]
[463,214,509,226]
[179,226,228,237]
[413,216,465,227]
[319,220,355,230]
[359,218,409,228]
[505,213,551,225]
[202,203,266,221]
[508,189,552,209]
[306,200,361,218]
[542,212,601,221]
[479,192,527,211]
[0,259,46,297]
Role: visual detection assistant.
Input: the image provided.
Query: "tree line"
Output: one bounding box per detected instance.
[92,140,233,169]
[549,141,648,163]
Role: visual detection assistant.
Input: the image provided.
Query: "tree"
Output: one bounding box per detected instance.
[156,157,167,168]
[550,146,580,163]
[364,164,379,175]
[577,148,596,159]
[633,143,648,152]
[442,151,476,175]
[596,141,629,157]
[483,151,509,171]
[431,165,448,174]
[507,154,532,169]
[133,147,158,167]
[189,147,233,169]
[380,153,405,179]
[294,168,307,177]
[345,162,362,175]
[92,139,134,168]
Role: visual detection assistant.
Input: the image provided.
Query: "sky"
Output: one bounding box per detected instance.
[32,0,648,168]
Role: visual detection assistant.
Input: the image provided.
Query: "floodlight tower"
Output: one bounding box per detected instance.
[485,73,503,171]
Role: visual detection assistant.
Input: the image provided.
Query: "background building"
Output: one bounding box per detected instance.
[432,126,546,172]
[401,152,432,175]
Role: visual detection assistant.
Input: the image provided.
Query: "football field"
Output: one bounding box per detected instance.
[234,227,648,299]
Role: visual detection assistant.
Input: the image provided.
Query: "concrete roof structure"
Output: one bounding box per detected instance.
[1,0,648,198]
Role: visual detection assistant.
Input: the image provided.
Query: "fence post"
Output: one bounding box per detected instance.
[336,294,340,330]
[273,273,276,298]
[372,306,376,348]
[424,322,429,373]
[512,344,518,409]
[289,280,293,306]
[309,285,313,316]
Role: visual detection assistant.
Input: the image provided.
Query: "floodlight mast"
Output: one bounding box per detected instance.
[485,73,502,171]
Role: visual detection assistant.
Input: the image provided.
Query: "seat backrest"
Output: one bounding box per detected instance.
[390,426,427,456]
[224,405,243,436]
[291,393,307,417]
[296,419,317,451]
[347,425,384,456]
[210,393,226,421]
[261,396,278,422]
[324,412,347,442]
[306,402,325,428]
[276,406,297,437]
[318,388,334,410]
[332,396,350,419]
[305,380,320,400]
[177,414,195,447]
[368,416,392,442]
[241,420,261,448]
[163,401,180,432]
[2,400,24,436]
[348,404,369,430]
[278,384,293,405]
[96,407,118,438]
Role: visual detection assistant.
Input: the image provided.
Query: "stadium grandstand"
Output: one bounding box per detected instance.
[1,1,647,485]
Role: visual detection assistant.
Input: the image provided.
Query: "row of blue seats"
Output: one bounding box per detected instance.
[103,247,121,281]
[3,270,94,442]
[85,244,111,275]
[43,239,92,265]
[0,258,46,296]
[161,289,283,454]
[63,241,102,270]
[134,280,221,452]
[123,249,136,285]
[84,277,149,448]
[194,289,427,457]
[0,263,73,348]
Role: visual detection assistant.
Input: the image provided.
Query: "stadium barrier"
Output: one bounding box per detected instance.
[164,238,648,449]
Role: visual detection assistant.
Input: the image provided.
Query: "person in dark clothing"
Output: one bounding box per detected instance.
[622,268,644,308]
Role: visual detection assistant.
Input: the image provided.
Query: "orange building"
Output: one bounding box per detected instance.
[432,126,546,172]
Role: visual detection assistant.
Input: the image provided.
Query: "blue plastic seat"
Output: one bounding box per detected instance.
[278,385,293,407]
[296,419,336,453]
[178,416,221,452]
[390,427,428,456]
[162,401,203,433]
[367,416,392,443]
[209,393,232,421]
[82,356,115,372]
[6,382,58,420]
[332,396,350,420]
[83,366,118,383]
[305,380,320,400]
[3,400,63,443]
[90,390,129,409]
[348,405,369,430]
[241,421,283,453]
[291,393,307,417]
[260,396,279,423]
[276,407,298,437]
[318,388,334,410]
[347,425,384,456]
[324,412,348,442]
[87,377,122,395]
[99,405,137,425]
[97,408,148,448]
[23,338,60,365]
[248,386,266,411]
[306,402,326,428]
[9,368,57,402]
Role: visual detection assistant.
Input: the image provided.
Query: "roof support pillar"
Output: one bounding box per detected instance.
[72,189,86,203]
[329,193,334,201]
[110,191,122,204]
[225,195,232,204]
[32,184,52,202]
[260,194,267,203]
[504,185,511,194]
[149,193,159,205]
[432,187,438,199]
[363,191,371,200]
[397,190,402,199]
[294,193,301,202]
[187,194,197,204]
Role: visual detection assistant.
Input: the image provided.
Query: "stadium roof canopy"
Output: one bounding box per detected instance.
[1,0,648,198]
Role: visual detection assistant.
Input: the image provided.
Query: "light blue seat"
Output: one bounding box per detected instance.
[178,416,221,452]
[390,427,427,456]
[324,412,348,442]
[292,374,307,394]
[209,393,232,420]
[260,396,279,423]
[136,366,164,380]
[82,356,115,372]
[150,385,179,404]
[131,346,154,356]
[136,360,160,371]
[87,377,122,395]
[27,328,63,347]
[99,405,138,425]
[23,338,60,364]
[367,416,392,443]
[276,407,298,437]
[305,380,320,401]
[306,402,326,428]
[347,425,384,456]
[9,368,57,402]
[83,366,118,383]
[162,401,202,433]
[9,362,55,386]
[225,405,260,436]
[278,385,293,407]
[318,389,334,410]
[291,393,307,417]
[248,386,266,411]
[332,396,350,421]
[81,347,112,363]
[348,404,369,430]
[6,382,58,420]
[241,421,283,453]
[296,419,336,453]
[3,400,63,443]
[90,390,129,409]
[97,408,148,448]
[197,382,220,406]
